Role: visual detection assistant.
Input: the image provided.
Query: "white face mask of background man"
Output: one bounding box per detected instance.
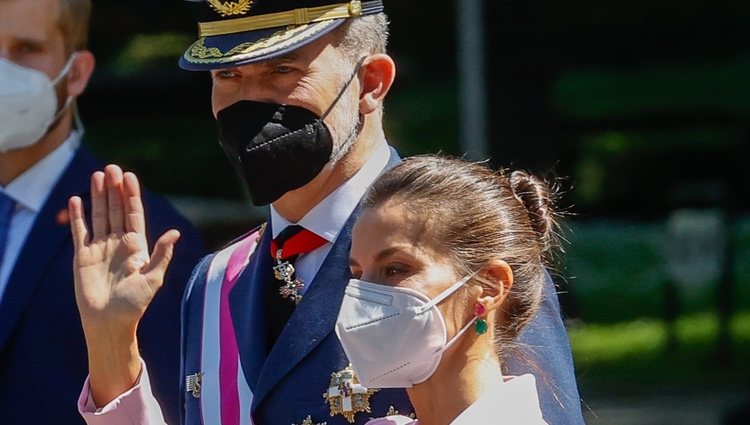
[0,54,76,153]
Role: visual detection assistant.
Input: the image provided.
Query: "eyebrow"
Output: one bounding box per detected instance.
[374,247,402,263]
[14,36,46,46]
[348,247,402,268]
[264,54,298,66]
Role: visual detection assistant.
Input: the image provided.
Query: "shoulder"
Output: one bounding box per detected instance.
[219,222,267,251]
[186,222,265,282]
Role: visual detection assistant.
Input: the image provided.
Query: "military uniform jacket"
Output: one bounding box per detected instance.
[179,146,413,425]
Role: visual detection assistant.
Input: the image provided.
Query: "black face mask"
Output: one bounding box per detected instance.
[216,58,365,206]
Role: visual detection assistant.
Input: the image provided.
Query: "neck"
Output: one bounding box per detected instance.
[0,117,72,186]
[406,334,503,425]
[271,118,385,222]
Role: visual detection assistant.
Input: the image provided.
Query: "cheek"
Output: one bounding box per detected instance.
[54,81,67,106]
[291,79,331,116]
[325,89,360,141]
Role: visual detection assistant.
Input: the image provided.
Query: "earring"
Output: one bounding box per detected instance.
[474,302,488,335]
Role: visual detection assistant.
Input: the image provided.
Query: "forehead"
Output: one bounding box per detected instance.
[353,202,438,254]
[0,0,61,43]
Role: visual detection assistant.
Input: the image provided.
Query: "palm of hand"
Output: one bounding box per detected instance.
[69,166,180,334]
[74,231,156,327]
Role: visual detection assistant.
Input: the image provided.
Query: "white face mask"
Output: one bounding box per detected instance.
[335,273,478,388]
[0,55,76,153]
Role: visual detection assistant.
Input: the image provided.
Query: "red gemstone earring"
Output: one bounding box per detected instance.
[474,302,488,335]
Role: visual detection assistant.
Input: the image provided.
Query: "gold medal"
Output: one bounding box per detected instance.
[322,364,379,423]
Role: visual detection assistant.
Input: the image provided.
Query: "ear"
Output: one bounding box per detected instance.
[66,50,95,98]
[358,53,396,115]
[475,259,514,314]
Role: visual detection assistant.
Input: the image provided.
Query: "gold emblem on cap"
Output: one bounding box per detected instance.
[348,0,362,16]
[207,0,253,17]
[199,1,373,36]
[322,364,379,423]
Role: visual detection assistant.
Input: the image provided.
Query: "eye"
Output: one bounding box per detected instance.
[18,43,42,53]
[14,42,43,56]
[385,263,409,277]
[213,69,239,80]
[274,65,294,74]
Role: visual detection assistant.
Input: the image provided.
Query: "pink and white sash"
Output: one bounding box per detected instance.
[199,230,261,425]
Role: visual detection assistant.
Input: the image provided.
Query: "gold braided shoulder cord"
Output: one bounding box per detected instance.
[207,0,253,17]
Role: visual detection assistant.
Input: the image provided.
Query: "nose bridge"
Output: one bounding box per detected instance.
[239,68,277,103]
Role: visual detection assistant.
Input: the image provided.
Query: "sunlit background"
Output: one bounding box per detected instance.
[78,1,750,424]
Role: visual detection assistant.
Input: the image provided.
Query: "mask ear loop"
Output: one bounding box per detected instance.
[320,55,368,120]
[50,53,78,86]
[46,53,80,128]
[72,101,85,136]
[416,271,478,315]
[324,56,369,161]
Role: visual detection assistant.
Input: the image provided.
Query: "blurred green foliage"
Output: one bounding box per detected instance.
[569,312,750,388]
[112,33,194,75]
[564,218,750,323]
[554,56,750,120]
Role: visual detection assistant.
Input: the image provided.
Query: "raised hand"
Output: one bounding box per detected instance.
[69,164,180,406]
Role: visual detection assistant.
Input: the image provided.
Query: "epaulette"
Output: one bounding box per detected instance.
[220,221,266,250]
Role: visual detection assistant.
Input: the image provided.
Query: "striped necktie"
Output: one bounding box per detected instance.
[0,192,15,269]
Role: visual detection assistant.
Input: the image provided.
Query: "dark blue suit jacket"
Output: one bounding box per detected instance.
[0,147,206,425]
[180,147,584,424]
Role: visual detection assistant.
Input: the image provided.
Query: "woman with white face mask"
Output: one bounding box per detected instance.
[336,155,565,425]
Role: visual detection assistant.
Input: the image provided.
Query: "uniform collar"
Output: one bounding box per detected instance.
[269,138,390,241]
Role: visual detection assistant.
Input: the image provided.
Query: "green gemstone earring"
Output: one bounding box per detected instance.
[474,303,488,335]
[474,318,488,335]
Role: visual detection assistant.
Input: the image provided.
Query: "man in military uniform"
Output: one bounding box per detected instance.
[73,1,585,424]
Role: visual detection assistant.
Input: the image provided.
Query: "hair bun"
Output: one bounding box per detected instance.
[508,170,559,262]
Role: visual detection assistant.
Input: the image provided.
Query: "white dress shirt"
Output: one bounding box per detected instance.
[0,131,81,301]
[269,139,390,294]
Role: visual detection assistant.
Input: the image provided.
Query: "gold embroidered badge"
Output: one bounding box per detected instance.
[292,416,327,425]
[206,0,253,17]
[185,372,203,398]
[323,364,379,423]
[385,406,416,419]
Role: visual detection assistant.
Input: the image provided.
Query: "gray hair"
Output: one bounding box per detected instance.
[334,13,390,63]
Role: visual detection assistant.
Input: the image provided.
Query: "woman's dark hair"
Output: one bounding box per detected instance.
[361,154,565,358]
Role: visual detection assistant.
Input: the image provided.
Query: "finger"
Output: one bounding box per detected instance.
[68,196,90,249]
[123,172,146,234]
[144,229,181,291]
[90,171,108,239]
[105,164,125,234]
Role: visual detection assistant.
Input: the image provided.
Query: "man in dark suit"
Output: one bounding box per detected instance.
[0,0,206,423]
[74,1,584,424]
